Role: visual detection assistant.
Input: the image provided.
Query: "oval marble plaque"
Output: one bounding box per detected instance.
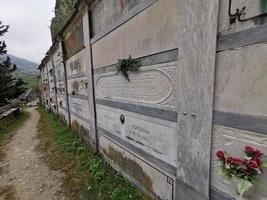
[96,70,174,104]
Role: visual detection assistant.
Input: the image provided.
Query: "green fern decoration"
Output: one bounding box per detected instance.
[116,55,141,81]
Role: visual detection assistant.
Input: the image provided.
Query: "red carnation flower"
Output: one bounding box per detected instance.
[248,160,258,169]
[245,146,263,158]
[226,157,234,164]
[245,146,257,154]
[216,151,225,160]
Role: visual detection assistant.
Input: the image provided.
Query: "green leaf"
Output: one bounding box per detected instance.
[262,160,267,168]
[237,179,253,197]
[244,156,252,160]
[218,166,232,181]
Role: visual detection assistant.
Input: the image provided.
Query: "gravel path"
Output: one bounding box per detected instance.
[0,107,67,200]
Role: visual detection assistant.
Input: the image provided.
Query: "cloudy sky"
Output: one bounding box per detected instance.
[1,0,55,63]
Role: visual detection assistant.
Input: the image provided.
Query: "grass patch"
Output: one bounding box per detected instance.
[0,110,29,144]
[37,107,146,200]
[23,75,38,90]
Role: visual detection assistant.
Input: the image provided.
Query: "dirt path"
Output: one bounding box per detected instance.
[0,107,67,200]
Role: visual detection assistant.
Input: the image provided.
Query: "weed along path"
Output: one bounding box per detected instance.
[0,107,67,200]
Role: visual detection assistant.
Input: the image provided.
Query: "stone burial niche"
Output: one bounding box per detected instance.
[91,0,179,199]
[61,7,97,149]
[52,42,69,124]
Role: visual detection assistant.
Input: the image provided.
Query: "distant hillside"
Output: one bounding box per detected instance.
[0,54,39,89]
[8,54,38,75]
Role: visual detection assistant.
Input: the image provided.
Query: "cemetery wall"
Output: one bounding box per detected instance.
[38,0,267,199]
[211,1,267,199]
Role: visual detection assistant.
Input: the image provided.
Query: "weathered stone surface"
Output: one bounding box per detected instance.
[215,43,267,117]
[97,104,177,167]
[68,96,91,120]
[95,63,177,108]
[218,0,267,34]
[41,64,50,104]
[92,0,178,68]
[91,0,145,36]
[211,124,267,200]
[70,113,95,145]
[46,58,57,111]
[217,23,267,51]
[99,134,174,200]
[56,81,66,94]
[82,8,98,148]
[67,77,89,97]
[231,0,267,20]
[66,49,87,76]
[52,44,68,119]
[53,44,63,64]
[54,65,65,81]
[47,61,54,92]
[57,94,67,109]
[176,0,219,199]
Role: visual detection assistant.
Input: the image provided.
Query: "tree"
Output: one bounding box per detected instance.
[0,21,25,106]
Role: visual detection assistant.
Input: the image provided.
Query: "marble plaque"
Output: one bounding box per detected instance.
[69,97,90,120]
[97,105,177,167]
[55,67,65,80]
[99,135,173,200]
[96,64,176,106]
[47,60,53,72]
[66,49,87,76]
[67,77,89,96]
[56,81,66,93]
[57,95,67,108]
[53,46,63,67]
[91,0,143,36]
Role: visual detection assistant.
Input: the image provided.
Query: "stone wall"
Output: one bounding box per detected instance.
[211,1,267,200]
[38,0,267,199]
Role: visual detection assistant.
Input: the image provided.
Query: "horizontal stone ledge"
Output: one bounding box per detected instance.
[69,110,92,125]
[55,78,65,82]
[93,48,178,74]
[210,186,234,200]
[217,23,267,51]
[58,106,68,112]
[213,110,267,135]
[96,98,177,122]
[56,92,66,96]
[68,94,89,101]
[176,178,209,200]
[66,72,88,80]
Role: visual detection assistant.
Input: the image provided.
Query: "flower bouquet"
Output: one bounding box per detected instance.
[216,146,267,197]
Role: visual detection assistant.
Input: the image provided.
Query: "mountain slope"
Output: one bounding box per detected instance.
[7,54,38,75]
[0,54,39,89]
